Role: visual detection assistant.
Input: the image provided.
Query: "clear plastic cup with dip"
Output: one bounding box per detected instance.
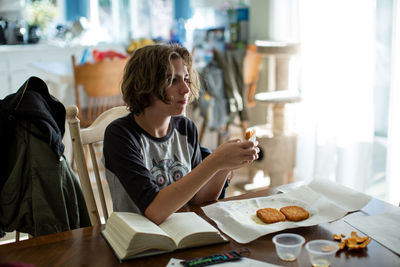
[272,233,305,261]
[305,239,339,267]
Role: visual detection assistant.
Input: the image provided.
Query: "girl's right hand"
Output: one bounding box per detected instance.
[209,138,259,171]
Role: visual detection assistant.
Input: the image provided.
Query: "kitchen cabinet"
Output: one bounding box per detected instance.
[0,43,125,99]
[0,45,63,98]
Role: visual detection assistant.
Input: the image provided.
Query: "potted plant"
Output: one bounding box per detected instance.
[25,0,58,43]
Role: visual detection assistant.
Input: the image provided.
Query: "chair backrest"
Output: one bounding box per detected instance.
[72,55,128,127]
[66,105,130,225]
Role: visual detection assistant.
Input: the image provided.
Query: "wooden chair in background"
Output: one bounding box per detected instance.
[66,105,129,225]
[244,44,262,108]
[72,55,128,128]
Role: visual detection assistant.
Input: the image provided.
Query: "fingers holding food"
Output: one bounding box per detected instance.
[243,129,259,162]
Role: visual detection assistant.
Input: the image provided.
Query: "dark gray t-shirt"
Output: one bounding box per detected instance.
[103,113,202,214]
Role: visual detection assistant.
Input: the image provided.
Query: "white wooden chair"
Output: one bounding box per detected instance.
[66,105,129,225]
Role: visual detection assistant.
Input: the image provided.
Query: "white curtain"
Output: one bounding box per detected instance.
[294,0,375,192]
[386,0,400,205]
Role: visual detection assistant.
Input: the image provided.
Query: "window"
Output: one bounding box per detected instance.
[64,0,173,44]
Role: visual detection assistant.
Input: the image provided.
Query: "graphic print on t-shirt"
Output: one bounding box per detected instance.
[150,155,189,187]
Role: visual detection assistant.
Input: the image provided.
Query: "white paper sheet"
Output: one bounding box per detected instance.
[202,179,371,244]
[344,210,400,255]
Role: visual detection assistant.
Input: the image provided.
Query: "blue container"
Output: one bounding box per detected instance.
[237,8,249,21]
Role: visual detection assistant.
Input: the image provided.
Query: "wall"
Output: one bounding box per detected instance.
[249,0,270,43]
[0,0,25,21]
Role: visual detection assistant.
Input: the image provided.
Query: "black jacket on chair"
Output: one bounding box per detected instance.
[0,76,90,237]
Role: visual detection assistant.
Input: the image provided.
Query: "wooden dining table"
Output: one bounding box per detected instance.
[0,186,399,267]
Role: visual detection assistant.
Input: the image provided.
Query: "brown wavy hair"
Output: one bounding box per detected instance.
[121,43,200,115]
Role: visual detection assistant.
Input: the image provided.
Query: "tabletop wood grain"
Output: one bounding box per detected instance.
[1,186,399,267]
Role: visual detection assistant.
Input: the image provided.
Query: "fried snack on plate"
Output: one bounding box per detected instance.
[256,208,286,224]
[245,128,256,142]
[280,206,310,222]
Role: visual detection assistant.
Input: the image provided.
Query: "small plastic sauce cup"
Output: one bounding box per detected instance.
[272,233,305,261]
[305,239,339,267]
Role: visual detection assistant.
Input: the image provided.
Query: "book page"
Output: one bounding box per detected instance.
[104,212,176,258]
[115,212,167,236]
[159,212,226,249]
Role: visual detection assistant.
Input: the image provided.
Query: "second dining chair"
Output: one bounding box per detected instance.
[72,55,128,128]
[67,105,130,225]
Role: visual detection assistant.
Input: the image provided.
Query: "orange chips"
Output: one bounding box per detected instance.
[333,231,371,250]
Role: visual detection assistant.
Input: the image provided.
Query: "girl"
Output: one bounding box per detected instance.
[103,44,259,224]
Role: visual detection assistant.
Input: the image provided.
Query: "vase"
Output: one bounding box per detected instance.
[28,25,40,44]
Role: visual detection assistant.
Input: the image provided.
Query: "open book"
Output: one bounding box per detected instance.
[101,212,228,260]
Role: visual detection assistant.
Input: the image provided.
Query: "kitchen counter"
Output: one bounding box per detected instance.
[0,41,127,53]
[0,42,126,99]
[0,43,63,52]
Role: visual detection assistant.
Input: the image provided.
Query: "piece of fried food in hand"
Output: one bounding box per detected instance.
[256,208,286,224]
[245,129,256,141]
[280,206,310,222]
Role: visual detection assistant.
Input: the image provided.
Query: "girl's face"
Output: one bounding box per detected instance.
[153,58,190,116]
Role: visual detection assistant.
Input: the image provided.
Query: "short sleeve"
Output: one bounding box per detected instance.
[103,118,159,213]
